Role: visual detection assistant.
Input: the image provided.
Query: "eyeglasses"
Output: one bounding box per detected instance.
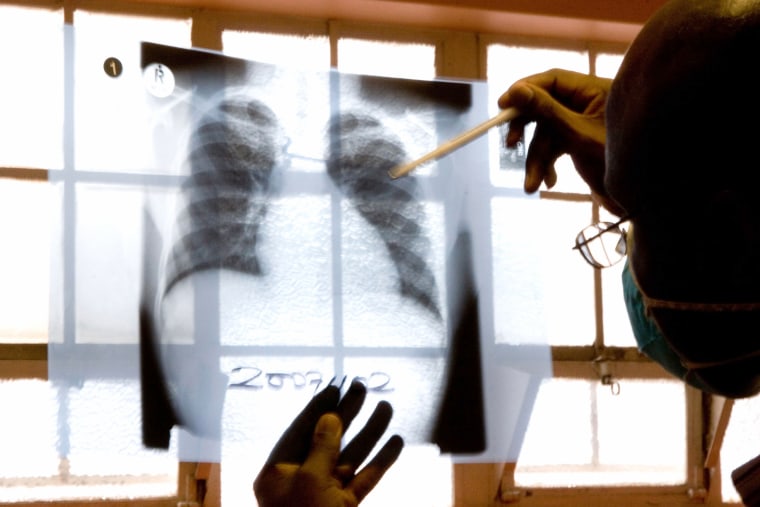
[573,216,629,268]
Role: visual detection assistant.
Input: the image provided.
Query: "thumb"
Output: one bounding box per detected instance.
[302,413,343,476]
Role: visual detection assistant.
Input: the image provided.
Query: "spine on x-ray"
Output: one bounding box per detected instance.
[163,98,285,295]
[326,112,442,320]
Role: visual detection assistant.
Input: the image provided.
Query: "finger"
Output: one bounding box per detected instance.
[338,400,393,470]
[524,123,562,193]
[347,435,405,503]
[499,82,576,168]
[336,378,367,433]
[544,165,558,189]
[498,84,534,147]
[301,413,343,476]
[505,119,528,148]
[265,384,341,465]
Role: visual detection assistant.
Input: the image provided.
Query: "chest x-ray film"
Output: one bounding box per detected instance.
[48,35,552,465]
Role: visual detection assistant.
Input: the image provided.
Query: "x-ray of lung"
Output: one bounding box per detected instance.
[138,42,476,459]
[48,35,551,467]
[325,112,443,320]
[162,98,284,294]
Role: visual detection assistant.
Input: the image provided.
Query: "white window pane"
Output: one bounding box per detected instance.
[223,31,331,70]
[0,180,51,343]
[721,395,760,503]
[599,209,637,347]
[338,38,435,80]
[0,379,176,502]
[67,381,176,477]
[488,45,589,93]
[0,380,59,483]
[492,197,595,346]
[516,378,686,487]
[0,6,63,169]
[73,10,191,46]
[74,185,143,344]
[487,45,589,192]
[596,52,625,79]
[601,259,638,347]
[352,444,452,507]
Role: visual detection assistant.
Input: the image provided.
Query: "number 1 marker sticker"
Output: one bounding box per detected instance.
[103,57,123,78]
[143,62,175,98]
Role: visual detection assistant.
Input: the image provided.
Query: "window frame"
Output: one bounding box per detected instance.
[0,2,740,506]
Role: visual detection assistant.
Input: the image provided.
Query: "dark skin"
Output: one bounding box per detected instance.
[497,69,620,216]
[603,0,760,397]
[498,0,760,397]
[254,380,404,507]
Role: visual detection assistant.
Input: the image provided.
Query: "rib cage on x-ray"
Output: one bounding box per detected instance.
[125,43,549,462]
[162,97,286,295]
[161,97,441,321]
[326,112,441,320]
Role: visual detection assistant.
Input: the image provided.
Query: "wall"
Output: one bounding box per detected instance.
[120,0,671,43]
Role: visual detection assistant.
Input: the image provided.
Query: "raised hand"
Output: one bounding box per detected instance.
[254,380,404,507]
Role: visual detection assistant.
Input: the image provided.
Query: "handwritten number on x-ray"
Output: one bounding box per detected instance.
[228,367,322,391]
[354,372,393,393]
[227,367,393,393]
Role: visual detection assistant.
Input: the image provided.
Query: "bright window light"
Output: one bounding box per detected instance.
[223,31,331,70]
[721,395,760,503]
[0,6,63,169]
[491,197,595,346]
[516,378,687,487]
[73,10,191,47]
[338,38,435,80]
[0,379,178,502]
[0,180,51,343]
[596,52,625,79]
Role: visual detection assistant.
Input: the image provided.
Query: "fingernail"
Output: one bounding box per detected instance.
[316,413,341,437]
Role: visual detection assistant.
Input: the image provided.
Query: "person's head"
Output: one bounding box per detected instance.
[605,0,760,397]
[607,0,760,213]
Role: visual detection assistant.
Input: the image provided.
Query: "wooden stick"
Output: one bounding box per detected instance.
[388,107,520,179]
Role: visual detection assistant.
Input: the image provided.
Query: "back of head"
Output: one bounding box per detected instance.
[607,0,760,226]
[605,0,760,397]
